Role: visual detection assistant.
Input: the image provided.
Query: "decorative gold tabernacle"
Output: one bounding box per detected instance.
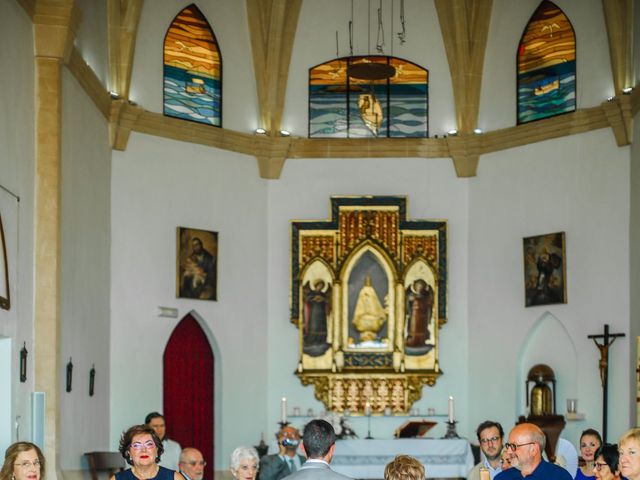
[290,197,448,414]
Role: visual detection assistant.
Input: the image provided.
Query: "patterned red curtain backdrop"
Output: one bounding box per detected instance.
[164,315,214,480]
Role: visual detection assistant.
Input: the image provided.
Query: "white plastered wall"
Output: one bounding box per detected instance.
[467,129,631,444]
[0,0,36,453]
[109,134,268,469]
[59,67,112,471]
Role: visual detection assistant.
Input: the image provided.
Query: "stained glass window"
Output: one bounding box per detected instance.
[517,1,576,124]
[309,56,428,138]
[163,5,222,126]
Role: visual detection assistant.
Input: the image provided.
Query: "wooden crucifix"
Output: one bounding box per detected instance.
[588,324,625,443]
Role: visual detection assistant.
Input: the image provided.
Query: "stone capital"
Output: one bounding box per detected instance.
[33,1,81,62]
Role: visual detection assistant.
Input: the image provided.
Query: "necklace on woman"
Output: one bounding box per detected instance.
[133,465,159,480]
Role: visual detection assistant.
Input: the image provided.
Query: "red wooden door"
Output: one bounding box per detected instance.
[164,315,214,480]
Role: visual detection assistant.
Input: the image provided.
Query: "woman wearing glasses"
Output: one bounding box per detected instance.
[112,425,184,480]
[619,428,640,480]
[576,429,602,480]
[0,442,45,480]
[593,444,620,480]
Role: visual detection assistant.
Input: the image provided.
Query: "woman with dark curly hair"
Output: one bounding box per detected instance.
[593,444,621,480]
[0,442,45,480]
[111,425,183,480]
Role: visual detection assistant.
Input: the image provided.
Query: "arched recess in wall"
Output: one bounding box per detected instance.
[517,1,576,124]
[163,4,222,127]
[309,56,428,138]
[516,312,577,417]
[164,312,216,479]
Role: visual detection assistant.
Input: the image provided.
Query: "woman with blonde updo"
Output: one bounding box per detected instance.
[384,455,425,480]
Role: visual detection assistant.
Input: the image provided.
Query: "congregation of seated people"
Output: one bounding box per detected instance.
[1,420,639,480]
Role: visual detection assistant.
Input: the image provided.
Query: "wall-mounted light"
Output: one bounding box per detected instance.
[255,128,267,135]
[447,129,458,136]
[622,87,633,94]
[473,128,483,135]
[109,91,120,99]
[607,96,615,102]
[66,358,73,393]
[19,342,27,383]
[280,130,291,137]
[89,364,95,397]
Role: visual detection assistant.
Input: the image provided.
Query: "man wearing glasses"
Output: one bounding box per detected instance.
[495,423,573,480]
[468,421,505,480]
[179,448,206,480]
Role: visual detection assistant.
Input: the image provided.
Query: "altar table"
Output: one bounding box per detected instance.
[330,438,474,479]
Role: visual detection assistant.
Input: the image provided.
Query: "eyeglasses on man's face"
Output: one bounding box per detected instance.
[184,461,207,467]
[480,436,501,445]
[504,442,535,451]
[130,440,156,451]
[594,462,609,471]
[14,461,41,470]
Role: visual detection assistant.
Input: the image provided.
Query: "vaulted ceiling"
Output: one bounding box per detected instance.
[17,0,639,179]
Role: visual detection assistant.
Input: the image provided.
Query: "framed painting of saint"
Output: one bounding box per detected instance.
[176,227,218,301]
[523,231,566,307]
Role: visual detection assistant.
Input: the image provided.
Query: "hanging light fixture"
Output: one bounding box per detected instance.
[344,0,403,81]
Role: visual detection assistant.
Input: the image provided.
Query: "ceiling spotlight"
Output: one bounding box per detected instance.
[473,128,483,135]
[447,129,458,136]
[280,130,291,137]
[607,96,615,102]
[255,128,267,134]
[622,87,633,94]
[109,91,120,99]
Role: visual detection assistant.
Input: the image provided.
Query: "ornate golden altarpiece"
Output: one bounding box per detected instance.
[291,196,447,414]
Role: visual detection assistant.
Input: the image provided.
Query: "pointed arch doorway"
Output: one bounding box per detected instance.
[164,314,214,480]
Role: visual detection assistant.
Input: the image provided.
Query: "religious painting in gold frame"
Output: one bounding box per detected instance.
[291,196,447,414]
[176,227,218,301]
[523,231,566,307]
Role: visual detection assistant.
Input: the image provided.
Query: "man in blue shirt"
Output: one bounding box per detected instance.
[495,423,573,480]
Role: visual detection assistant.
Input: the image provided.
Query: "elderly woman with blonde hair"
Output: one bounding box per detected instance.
[619,428,640,480]
[384,455,425,480]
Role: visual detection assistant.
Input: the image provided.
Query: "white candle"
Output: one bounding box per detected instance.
[364,401,371,416]
[448,396,455,422]
[281,397,287,424]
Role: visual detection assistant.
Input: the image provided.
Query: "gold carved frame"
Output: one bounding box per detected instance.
[291,196,447,414]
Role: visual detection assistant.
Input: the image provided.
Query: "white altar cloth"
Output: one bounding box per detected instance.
[330,438,474,479]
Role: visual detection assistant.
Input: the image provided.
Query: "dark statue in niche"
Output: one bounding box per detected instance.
[405,279,434,356]
[303,279,332,356]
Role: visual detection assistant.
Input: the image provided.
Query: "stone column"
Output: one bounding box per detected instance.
[32,2,79,476]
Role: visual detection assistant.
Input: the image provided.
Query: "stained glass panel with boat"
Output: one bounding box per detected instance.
[517,1,575,124]
[163,5,222,126]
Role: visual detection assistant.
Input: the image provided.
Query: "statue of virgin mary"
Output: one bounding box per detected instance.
[352,276,386,342]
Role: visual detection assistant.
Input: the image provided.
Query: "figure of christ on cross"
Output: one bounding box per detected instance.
[588,324,625,443]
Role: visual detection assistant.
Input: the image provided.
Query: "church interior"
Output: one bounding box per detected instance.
[0,0,639,479]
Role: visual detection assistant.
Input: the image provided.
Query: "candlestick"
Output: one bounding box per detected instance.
[448,396,454,423]
[281,397,287,424]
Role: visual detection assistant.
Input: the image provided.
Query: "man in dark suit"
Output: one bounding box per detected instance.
[285,419,351,480]
[258,425,306,480]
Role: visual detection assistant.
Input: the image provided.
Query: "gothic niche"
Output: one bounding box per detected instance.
[290,196,447,414]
